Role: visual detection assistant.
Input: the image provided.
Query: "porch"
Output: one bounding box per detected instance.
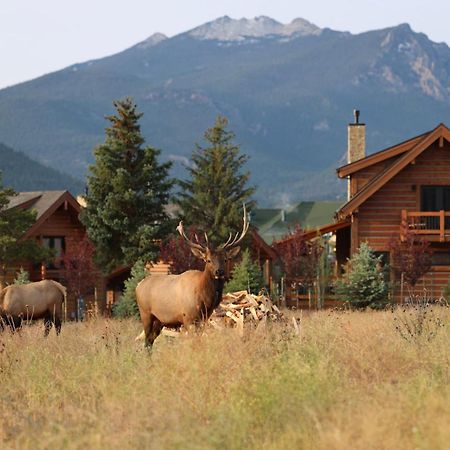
[401,209,450,242]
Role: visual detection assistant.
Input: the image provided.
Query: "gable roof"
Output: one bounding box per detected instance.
[337,131,428,178]
[337,123,450,220]
[252,201,344,243]
[273,219,351,247]
[7,191,82,238]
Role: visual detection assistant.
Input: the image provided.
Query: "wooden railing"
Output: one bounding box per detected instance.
[401,210,450,242]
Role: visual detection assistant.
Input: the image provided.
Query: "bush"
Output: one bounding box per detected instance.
[112,260,148,318]
[13,267,30,285]
[335,242,389,309]
[224,249,264,294]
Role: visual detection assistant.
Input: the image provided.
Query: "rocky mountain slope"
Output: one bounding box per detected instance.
[1,17,450,204]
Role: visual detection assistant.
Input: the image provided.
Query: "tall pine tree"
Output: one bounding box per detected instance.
[81,98,173,272]
[176,115,255,246]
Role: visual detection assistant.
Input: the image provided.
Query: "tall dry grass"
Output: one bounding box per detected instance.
[0,309,448,450]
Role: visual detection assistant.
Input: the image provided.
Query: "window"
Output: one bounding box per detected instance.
[421,186,450,211]
[43,237,65,269]
[431,251,450,266]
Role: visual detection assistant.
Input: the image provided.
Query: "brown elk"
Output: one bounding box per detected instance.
[136,206,249,347]
[0,280,66,335]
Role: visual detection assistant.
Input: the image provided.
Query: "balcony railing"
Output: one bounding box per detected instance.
[401,210,450,242]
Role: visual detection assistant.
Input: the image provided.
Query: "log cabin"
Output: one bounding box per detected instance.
[335,113,450,300]
[4,190,107,318]
[276,113,450,304]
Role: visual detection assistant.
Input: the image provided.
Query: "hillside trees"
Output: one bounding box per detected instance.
[0,173,53,284]
[175,115,255,247]
[81,98,173,272]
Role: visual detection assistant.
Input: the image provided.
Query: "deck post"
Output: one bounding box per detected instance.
[400,210,407,241]
[440,210,445,242]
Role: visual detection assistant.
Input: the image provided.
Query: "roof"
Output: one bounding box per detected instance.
[337,123,450,220]
[274,219,351,247]
[7,190,82,238]
[8,191,68,219]
[251,201,344,243]
[337,130,428,178]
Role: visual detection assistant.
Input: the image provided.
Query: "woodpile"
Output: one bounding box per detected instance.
[209,290,284,335]
[135,291,286,341]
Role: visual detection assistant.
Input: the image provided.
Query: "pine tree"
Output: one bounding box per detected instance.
[0,173,53,283]
[224,249,264,294]
[335,242,389,309]
[176,115,255,247]
[112,260,148,318]
[81,98,173,273]
[14,268,30,285]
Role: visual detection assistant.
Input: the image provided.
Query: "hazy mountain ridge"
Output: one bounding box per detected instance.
[0,142,84,193]
[1,17,450,205]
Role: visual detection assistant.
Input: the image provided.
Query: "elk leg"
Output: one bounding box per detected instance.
[7,315,22,333]
[43,314,53,337]
[149,317,163,345]
[54,317,62,335]
[142,313,154,347]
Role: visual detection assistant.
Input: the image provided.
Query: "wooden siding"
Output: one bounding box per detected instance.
[353,140,450,299]
[356,141,450,250]
[27,203,107,319]
[351,155,401,197]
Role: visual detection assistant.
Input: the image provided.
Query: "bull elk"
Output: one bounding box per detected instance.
[136,205,249,347]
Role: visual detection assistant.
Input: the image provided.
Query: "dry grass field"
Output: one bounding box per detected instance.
[0,308,448,450]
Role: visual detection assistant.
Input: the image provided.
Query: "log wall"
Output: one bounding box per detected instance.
[353,140,450,299]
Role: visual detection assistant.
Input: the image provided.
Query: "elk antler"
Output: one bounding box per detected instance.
[218,204,250,250]
[177,221,205,251]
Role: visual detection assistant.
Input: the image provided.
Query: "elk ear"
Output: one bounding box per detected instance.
[190,247,206,260]
[226,246,241,259]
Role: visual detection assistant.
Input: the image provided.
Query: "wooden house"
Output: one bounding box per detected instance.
[335,118,450,299]
[5,191,106,318]
[276,114,450,304]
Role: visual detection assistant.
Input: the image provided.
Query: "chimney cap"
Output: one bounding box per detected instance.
[349,109,365,126]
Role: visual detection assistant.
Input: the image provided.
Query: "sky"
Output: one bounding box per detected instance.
[2,0,450,90]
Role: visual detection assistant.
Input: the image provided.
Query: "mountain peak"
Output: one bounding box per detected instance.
[136,32,168,49]
[187,16,321,41]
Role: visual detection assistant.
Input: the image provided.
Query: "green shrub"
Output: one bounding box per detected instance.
[112,260,148,318]
[14,267,30,285]
[225,249,264,294]
[335,242,389,309]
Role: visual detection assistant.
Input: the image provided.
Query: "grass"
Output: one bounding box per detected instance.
[0,309,448,450]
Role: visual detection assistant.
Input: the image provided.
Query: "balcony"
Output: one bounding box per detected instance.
[401,210,450,242]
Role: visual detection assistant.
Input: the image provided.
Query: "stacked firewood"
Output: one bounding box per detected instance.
[209,290,284,334]
[135,291,285,341]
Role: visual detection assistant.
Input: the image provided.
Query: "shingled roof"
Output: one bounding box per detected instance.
[7,190,82,238]
[251,201,344,243]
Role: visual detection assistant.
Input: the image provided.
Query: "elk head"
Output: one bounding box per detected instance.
[177,205,250,279]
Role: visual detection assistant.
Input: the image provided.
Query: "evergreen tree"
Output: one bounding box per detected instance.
[112,260,148,318]
[0,173,53,282]
[224,249,264,294]
[335,242,389,309]
[81,98,173,273]
[176,115,255,247]
[14,268,30,285]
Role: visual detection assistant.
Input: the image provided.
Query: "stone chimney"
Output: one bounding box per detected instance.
[347,110,366,200]
[347,109,365,163]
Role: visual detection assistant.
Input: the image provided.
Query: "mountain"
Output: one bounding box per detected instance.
[1,17,450,205]
[0,142,84,193]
